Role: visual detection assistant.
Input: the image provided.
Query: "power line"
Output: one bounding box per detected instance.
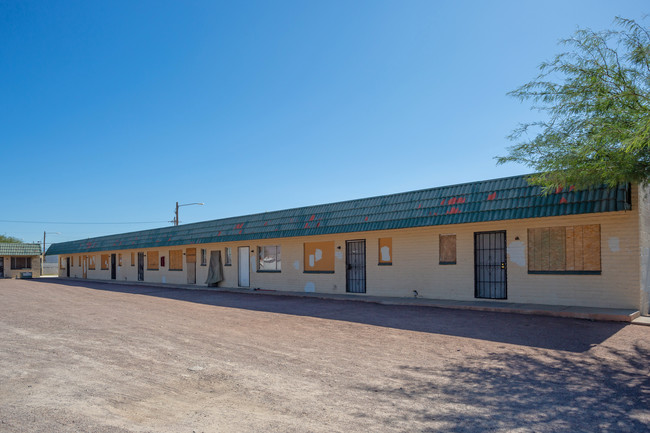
[0,219,169,225]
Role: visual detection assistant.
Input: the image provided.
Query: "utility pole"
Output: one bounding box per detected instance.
[42,231,45,276]
[173,202,204,226]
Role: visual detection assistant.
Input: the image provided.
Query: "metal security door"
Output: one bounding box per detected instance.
[186,248,196,284]
[137,252,145,281]
[66,257,70,277]
[474,231,507,299]
[110,254,116,280]
[238,246,250,287]
[346,240,366,293]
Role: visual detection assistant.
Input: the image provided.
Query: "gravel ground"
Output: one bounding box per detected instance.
[0,278,648,433]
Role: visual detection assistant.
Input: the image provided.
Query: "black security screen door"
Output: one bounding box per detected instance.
[474,231,507,299]
[137,253,144,281]
[110,254,116,280]
[346,240,366,293]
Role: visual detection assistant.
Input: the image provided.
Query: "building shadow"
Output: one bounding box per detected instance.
[352,344,650,432]
[35,279,629,353]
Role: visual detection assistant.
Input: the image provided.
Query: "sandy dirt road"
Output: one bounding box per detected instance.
[0,278,649,432]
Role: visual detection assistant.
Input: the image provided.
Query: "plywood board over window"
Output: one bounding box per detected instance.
[169,250,183,271]
[147,251,159,270]
[378,238,392,265]
[131,252,135,266]
[439,234,457,265]
[528,224,601,273]
[101,254,109,270]
[304,241,335,273]
[88,256,96,270]
[118,254,122,266]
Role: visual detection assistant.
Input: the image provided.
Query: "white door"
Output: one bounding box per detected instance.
[238,246,250,287]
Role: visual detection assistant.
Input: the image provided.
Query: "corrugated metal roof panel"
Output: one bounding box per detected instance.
[46,175,633,255]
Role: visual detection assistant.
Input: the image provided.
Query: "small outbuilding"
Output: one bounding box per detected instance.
[45,174,650,315]
[0,243,42,279]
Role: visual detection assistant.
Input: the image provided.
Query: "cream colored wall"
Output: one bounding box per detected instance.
[57,195,642,310]
[638,184,650,315]
[1,256,41,278]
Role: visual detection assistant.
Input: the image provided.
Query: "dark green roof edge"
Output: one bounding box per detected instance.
[46,174,632,255]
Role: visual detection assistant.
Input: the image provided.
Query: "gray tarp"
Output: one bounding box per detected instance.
[205,250,224,286]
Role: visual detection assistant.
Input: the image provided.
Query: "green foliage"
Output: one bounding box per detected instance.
[497,17,650,191]
[0,234,23,243]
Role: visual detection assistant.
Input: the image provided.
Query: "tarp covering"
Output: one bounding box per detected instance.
[205,250,223,286]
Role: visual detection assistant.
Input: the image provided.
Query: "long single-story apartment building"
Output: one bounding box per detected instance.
[0,243,42,279]
[46,174,650,315]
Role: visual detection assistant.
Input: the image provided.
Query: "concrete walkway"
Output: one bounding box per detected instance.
[43,276,644,323]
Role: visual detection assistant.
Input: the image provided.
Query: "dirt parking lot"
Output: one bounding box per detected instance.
[0,279,649,432]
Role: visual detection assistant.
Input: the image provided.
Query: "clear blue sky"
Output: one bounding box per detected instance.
[1,0,646,246]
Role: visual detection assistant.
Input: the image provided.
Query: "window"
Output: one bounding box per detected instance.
[439,234,457,265]
[378,238,392,265]
[101,254,109,270]
[528,224,601,273]
[11,257,31,269]
[88,256,96,270]
[258,245,281,271]
[169,250,183,271]
[225,247,232,266]
[59,257,65,270]
[201,249,207,266]
[78,256,82,267]
[304,241,335,273]
[131,252,135,266]
[147,251,159,270]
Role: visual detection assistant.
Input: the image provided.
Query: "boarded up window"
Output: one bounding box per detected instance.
[78,256,82,267]
[131,252,135,266]
[169,250,183,270]
[304,241,335,273]
[147,251,159,270]
[439,234,457,264]
[88,256,96,270]
[201,249,207,266]
[101,254,109,270]
[528,225,600,273]
[118,254,122,266]
[186,248,196,264]
[378,238,392,265]
[224,247,232,266]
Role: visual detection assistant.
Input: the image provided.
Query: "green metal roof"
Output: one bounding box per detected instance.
[46,174,632,256]
[0,243,41,256]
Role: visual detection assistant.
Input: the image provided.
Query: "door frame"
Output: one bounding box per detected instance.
[345,239,366,293]
[238,246,250,287]
[474,230,507,299]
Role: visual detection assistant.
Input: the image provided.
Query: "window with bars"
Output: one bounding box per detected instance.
[11,257,31,269]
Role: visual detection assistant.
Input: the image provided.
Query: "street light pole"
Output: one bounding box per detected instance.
[174,202,204,226]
